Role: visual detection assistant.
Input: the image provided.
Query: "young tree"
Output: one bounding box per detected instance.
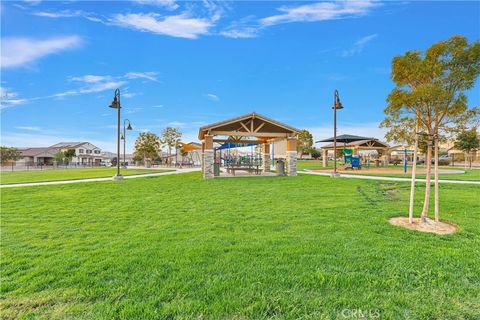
[63,149,76,165]
[134,132,161,164]
[161,127,182,165]
[54,152,65,165]
[454,127,479,168]
[383,36,479,223]
[0,146,21,163]
[426,36,480,222]
[297,129,313,159]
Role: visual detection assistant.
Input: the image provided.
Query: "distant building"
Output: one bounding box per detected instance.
[17,147,57,165]
[50,142,103,165]
[15,142,105,166]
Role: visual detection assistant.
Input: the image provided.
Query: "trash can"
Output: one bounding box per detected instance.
[276,160,285,176]
[214,163,220,176]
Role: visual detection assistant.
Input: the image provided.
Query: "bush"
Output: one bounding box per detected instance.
[438,159,451,166]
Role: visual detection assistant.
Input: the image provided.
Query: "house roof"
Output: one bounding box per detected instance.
[49,142,99,149]
[198,112,301,140]
[19,148,57,157]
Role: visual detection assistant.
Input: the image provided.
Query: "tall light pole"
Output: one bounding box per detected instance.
[121,119,133,168]
[109,88,123,180]
[332,89,343,176]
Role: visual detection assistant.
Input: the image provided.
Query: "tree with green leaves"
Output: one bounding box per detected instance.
[455,127,479,168]
[383,36,479,223]
[297,129,313,159]
[134,132,161,165]
[0,146,21,163]
[63,149,76,164]
[161,127,182,165]
[54,152,65,165]
[310,148,321,160]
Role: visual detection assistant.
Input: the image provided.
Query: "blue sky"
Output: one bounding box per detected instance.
[1,0,479,152]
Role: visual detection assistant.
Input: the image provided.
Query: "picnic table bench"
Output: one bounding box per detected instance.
[226,165,260,176]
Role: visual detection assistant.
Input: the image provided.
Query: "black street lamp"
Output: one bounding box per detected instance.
[121,119,133,168]
[332,89,343,176]
[109,88,123,180]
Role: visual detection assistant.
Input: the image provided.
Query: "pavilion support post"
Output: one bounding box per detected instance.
[203,135,214,179]
[286,137,297,176]
[384,148,390,166]
[263,143,271,173]
[201,142,205,173]
[322,149,328,167]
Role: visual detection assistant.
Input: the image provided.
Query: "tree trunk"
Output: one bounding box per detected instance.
[464,152,467,170]
[421,133,433,223]
[434,132,439,222]
[469,151,473,169]
[408,119,420,224]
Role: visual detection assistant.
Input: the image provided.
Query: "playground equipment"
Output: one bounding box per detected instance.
[343,148,361,170]
[391,148,415,173]
[215,142,263,176]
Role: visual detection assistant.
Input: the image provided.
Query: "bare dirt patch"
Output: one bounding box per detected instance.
[389,217,458,235]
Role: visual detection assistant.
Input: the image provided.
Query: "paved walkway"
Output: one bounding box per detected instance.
[0,168,201,189]
[299,170,480,185]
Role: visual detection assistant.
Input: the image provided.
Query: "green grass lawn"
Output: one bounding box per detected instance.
[357,168,480,181]
[1,173,479,319]
[0,168,172,185]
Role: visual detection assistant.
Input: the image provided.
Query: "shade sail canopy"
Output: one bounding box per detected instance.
[217,142,257,150]
[178,142,201,152]
[316,134,376,144]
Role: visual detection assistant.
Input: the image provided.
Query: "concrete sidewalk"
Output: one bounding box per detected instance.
[0,168,201,189]
[299,170,480,185]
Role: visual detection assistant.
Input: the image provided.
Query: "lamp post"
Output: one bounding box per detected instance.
[109,88,123,180]
[121,119,133,168]
[332,89,343,176]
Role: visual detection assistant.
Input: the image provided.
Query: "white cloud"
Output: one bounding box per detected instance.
[53,80,127,98]
[1,36,83,68]
[260,1,379,26]
[205,93,219,101]
[110,12,213,39]
[220,27,258,39]
[152,105,164,108]
[0,87,29,109]
[342,34,378,57]
[168,121,186,127]
[23,0,41,5]
[132,0,179,10]
[14,126,42,131]
[122,92,139,98]
[33,10,84,18]
[70,75,112,83]
[125,71,159,82]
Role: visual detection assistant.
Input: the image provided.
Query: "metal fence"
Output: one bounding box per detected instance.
[0,163,106,172]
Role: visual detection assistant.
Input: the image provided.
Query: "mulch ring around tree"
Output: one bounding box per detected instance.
[389,217,458,235]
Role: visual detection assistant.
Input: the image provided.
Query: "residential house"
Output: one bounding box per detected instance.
[50,142,103,165]
[16,147,57,165]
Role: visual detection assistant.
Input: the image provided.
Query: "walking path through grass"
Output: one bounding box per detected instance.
[300,170,480,185]
[0,168,198,187]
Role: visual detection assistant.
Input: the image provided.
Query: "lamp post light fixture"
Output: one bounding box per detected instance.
[332,89,343,177]
[121,119,133,168]
[109,88,123,180]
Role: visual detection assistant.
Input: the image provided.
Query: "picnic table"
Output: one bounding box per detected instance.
[226,164,260,176]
